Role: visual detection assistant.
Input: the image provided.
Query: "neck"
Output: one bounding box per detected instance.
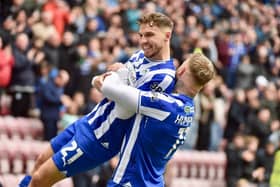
[161,45,170,60]
[175,81,199,98]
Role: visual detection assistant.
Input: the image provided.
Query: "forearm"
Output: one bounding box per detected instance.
[101,72,139,113]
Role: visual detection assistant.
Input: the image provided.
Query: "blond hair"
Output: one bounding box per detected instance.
[138,12,174,30]
[188,53,216,86]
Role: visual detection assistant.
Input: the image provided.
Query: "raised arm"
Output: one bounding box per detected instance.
[101,72,139,114]
[101,72,172,122]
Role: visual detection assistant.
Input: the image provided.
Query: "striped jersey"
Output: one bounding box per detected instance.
[109,91,195,187]
[86,50,176,154]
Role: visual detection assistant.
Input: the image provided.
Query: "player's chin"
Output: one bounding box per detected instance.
[143,50,154,58]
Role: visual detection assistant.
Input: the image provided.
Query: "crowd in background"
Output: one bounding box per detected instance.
[0,0,280,187]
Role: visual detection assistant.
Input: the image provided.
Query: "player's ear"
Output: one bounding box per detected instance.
[165,32,171,41]
[176,66,185,77]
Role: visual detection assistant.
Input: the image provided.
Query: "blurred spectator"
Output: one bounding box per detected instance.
[0,16,16,47]
[13,9,31,36]
[123,0,141,32]
[83,0,106,32]
[227,32,247,88]
[39,69,70,140]
[10,32,36,117]
[245,87,261,135]
[210,76,228,151]
[79,18,99,44]
[31,11,57,42]
[43,31,61,68]
[0,35,14,90]
[83,87,103,114]
[260,82,278,120]
[268,120,280,148]
[241,136,259,183]
[196,80,215,150]
[224,89,247,143]
[72,91,86,115]
[0,35,14,115]
[225,133,245,187]
[75,44,95,98]
[253,141,276,187]
[69,6,87,34]
[43,0,71,38]
[235,55,256,89]
[58,31,80,96]
[58,99,79,130]
[250,108,272,149]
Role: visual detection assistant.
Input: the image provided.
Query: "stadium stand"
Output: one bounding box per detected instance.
[169,150,226,187]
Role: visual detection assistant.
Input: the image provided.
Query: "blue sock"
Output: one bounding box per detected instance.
[18,175,32,187]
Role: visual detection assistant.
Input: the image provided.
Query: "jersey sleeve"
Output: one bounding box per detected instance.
[137,91,173,121]
[136,73,175,93]
[102,72,176,121]
[101,72,139,116]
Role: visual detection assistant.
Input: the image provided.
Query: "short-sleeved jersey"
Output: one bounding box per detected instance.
[109,92,195,187]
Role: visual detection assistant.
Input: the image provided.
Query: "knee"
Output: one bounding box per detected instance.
[31,171,44,187]
[36,153,46,165]
[32,154,47,174]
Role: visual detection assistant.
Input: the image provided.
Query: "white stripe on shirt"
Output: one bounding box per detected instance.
[88,102,111,125]
[86,102,100,117]
[113,114,142,184]
[157,76,173,91]
[136,69,175,88]
[94,108,117,139]
[141,92,176,104]
[139,106,170,121]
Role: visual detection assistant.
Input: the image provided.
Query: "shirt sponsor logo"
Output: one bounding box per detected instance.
[184,106,194,114]
[174,115,193,126]
[150,82,163,92]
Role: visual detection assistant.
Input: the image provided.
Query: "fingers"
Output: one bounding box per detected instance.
[92,76,103,92]
[92,73,112,92]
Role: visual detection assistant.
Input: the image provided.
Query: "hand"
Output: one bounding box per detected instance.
[27,49,35,61]
[92,73,111,91]
[107,62,125,72]
[271,120,280,132]
[34,52,45,64]
[242,150,255,162]
[252,167,265,181]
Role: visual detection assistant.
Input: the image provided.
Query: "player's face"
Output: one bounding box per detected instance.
[138,24,166,59]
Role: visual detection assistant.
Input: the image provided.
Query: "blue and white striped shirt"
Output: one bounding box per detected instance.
[85,50,176,155]
[109,91,195,187]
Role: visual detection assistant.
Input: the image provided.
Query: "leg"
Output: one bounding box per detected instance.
[32,120,78,174]
[30,157,65,187]
[19,144,54,187]
[19,119,80,186]
[31,143,54,175]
